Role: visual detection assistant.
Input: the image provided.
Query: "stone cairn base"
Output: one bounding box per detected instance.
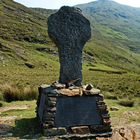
[36,82,112,139]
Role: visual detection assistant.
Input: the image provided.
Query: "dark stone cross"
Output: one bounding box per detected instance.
[48,6,91,86]
[37,7,112,135]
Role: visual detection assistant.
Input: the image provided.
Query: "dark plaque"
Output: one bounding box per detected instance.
[55,96,102,127]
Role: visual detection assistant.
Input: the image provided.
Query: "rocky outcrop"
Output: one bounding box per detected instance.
[96,125,140,140]
[48,6,91,86]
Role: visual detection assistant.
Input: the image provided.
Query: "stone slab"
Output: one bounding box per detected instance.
[38,92,46,123]
[55,96,102,127]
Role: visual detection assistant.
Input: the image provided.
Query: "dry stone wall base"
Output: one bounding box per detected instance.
[36,84,112,138]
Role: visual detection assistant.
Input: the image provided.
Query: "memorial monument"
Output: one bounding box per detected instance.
[36,6,112,139]
[48,6,91,86]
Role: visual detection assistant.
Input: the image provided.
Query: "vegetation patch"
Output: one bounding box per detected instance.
[0,84,38,102]
[89,68,127,74]
[0,102,3,107]
[118,99,135,107]
[103,92,118,100]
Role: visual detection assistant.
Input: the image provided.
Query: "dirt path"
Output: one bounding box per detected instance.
[0,104,30,137]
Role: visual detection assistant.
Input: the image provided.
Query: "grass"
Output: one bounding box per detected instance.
[0,99,139,138]
[0,58,139,100]
[103,92,118,100]
[0,39,139,101]
[0,0,140,101]
[0,0,49,43]
[0,0,139,136]
[1,0,140,75]
[0,100,41,138]
[0,84,38,102]
[118,99,135,107]
[105,99,140,127]
[0,1,139,138]
[83,66,140,98]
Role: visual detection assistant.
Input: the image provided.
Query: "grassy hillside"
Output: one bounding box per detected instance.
[78,0,140,53]
[76,0,140,72]
[0,1,139,138]
[33,1,140,73]
[0,0,58,86]
[0,0,50,43]
[0,0,140,100]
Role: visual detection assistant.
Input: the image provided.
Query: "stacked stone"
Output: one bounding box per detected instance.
[45,92,66,136]
[90,97,112,134]
[83,84,112,134]
[36,84,67,136]
[42,94,56,128]
[36,83,112,137]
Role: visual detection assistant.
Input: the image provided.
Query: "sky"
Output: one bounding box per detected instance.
[14,0,140,9]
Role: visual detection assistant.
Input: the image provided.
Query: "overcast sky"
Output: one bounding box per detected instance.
[14,0,140,9]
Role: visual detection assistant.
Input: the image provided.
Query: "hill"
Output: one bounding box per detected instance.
[0,0,50,43]
[33,0,140,73]
[77,0,140,53]
[0,0,59,86]
[0,0,140,98]
[76,0,140,72]
[0,1,140,138]
[0,0,140,72]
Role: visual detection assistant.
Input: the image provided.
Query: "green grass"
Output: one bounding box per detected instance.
[83,66,140,98]
[0,100,41,138]
[0,0,50,43]
[0,0,139,126]
[118,99,135,107]
[0,39,139,100]
[0,99,139,138]
[105,99,140,126]
[0,51,139,100]
[0,1,140,138]
[0,0,140,85]
[0,0,140,75]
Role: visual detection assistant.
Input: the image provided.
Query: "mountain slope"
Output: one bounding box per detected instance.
[0,0,55,65]
[77,0,140,53]
[31,1,140,73]
[0,0,140,98]
[75,0,140,72]
[0,0,140,74]
[0,0,59,86]
[0,0,50,43]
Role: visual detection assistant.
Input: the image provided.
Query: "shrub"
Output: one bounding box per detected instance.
[1,84,21,102]
[23,86,38,100]
[118,99,134,107]
[0,92,4,101]
[1,84,38,102]
[104,92,117,100]
[0,102,3,107]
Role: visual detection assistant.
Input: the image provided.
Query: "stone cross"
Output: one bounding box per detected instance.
[48,6,91,86]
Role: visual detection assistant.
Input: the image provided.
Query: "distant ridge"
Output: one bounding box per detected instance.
[76,0,140,53]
